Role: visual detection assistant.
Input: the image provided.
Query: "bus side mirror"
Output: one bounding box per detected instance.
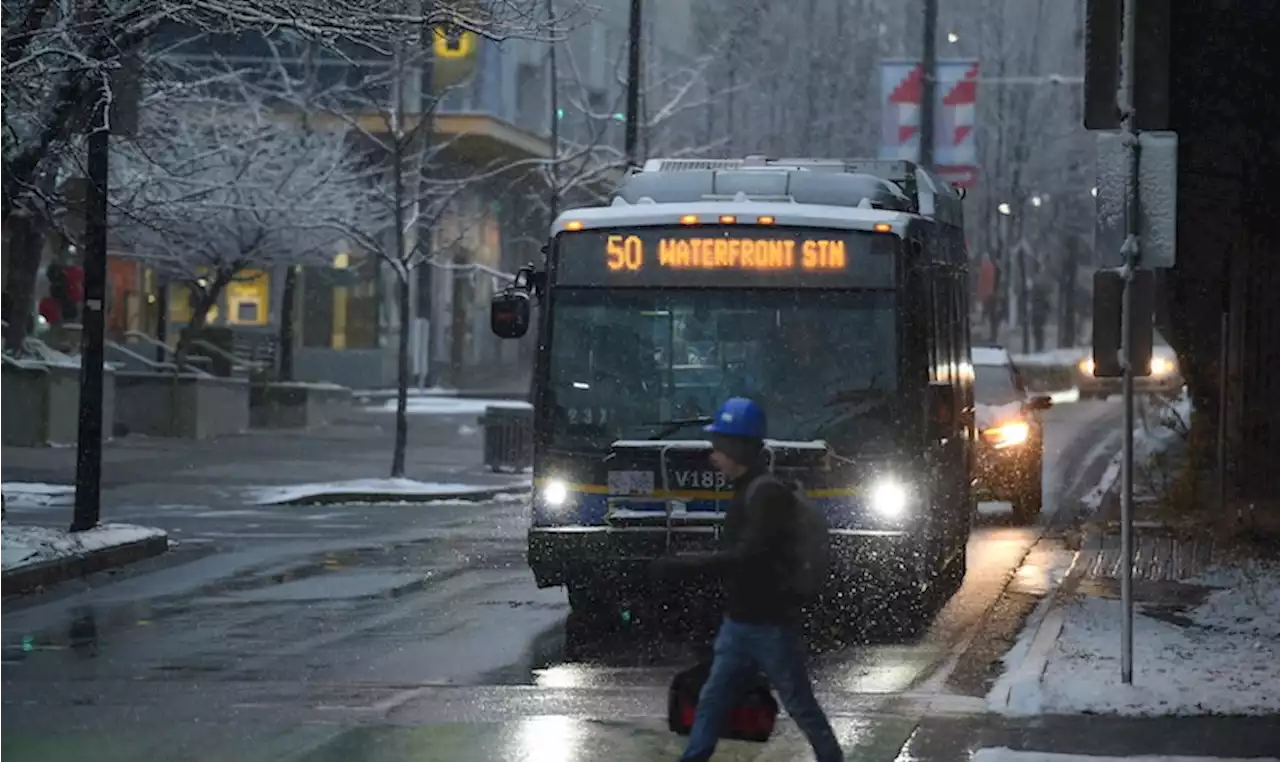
[491,289,530,339]
[1027,395,1053,411]
[490,263,543,340]
[927,381,955,438]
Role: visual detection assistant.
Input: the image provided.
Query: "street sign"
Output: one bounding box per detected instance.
[1092,268,1154,378]
[1083,0,1171,130]
[1094,130,1178,269]
[434,25,476,60]
[878,59,980,188]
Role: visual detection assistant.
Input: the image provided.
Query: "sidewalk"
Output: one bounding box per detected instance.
[1,408,511,499]
[907,712,1280,760]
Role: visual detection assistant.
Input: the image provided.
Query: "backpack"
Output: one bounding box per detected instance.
[667,659,778,742]
[745,475,831,599]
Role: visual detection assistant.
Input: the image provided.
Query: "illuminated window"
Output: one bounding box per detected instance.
[226,269,271,326]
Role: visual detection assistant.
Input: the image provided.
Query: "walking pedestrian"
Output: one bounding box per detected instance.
[651,397,842,762]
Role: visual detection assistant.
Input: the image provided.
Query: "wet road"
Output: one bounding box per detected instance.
[2,401,1124,761]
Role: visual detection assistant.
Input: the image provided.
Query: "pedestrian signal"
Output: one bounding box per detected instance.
[434,25,475,60]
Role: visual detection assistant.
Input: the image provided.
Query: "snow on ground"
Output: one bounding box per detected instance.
[245,477,531,506]
[993,563,1280,717]
[1080,389,1192,514]
[1011,347,1089,367]
[971,749,1276,762]
[2,482,75,508]
[367,396,531,416]
[2,523,167,572]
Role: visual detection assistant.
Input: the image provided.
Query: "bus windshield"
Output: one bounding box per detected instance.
[544,288,898,454]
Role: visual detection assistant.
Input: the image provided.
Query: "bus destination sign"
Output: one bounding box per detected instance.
[554,226,895,288]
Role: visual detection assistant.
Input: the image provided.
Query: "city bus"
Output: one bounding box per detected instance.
[490,156,975,631]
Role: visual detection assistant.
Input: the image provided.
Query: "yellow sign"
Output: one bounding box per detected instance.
[604,235,849,273]
[433,25,476,60]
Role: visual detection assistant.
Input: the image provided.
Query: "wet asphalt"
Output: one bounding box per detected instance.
[0,400,1157,761]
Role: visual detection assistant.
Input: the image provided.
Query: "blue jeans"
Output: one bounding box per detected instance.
[680,617,842,761]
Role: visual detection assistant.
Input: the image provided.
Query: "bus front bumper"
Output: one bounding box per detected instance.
[528,525,913,589]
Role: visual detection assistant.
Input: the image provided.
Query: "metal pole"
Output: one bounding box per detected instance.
[72,62,109,532]
[919,0,939,168]
[1118,0,1140,686]
[624,0,642,168]
[547,0,559,221]
[1218,306,1229,521]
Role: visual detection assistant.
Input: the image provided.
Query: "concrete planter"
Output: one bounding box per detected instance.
[113,372,249,439]
[1,360,116,447]
[249,382,352,429]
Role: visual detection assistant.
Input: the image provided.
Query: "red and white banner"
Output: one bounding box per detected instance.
[878,59,980,188]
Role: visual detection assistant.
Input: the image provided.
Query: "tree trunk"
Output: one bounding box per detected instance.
[278,265,298,381]
[174,281,224,372]
[391,273,411,478]
[1059,236,1079,348]
[2,210,43,353]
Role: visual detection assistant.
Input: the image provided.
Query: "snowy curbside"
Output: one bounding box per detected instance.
[259,484,529,507]
[2,529,169,596]
[987,549,1087,715]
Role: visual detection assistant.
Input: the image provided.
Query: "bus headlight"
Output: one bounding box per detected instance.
[541,478,569,508]
[869,478,908,519]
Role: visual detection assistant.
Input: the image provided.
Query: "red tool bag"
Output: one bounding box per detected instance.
[667,660,778,743]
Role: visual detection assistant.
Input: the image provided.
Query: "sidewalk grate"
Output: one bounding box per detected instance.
[1081,528,1221,583]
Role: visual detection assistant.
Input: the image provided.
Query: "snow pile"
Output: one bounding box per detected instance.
[1004,563,1280,716]
[246,477,531,505]
[368,396,531,416]
[1080,389,1193,514]
[2,482,76,508]
[971,750,1273,762]
[2,523,167,572]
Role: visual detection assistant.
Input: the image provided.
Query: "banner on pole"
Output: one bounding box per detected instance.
[878,59,980,188]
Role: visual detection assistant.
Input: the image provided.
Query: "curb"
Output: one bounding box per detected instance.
[993,547,1090,714]
[266,483,532,506]
[2,532,170,597]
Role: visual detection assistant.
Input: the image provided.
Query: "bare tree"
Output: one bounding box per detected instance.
[102,88,365,367]
[1,0,576,349]
[247,34,526,477]
[514,18,736,232]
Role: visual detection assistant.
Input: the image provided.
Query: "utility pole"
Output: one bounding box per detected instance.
[919,0,939,168]
[1117,0,1140,686]
[547,0,559,221]
[72,52,110,532]
[624,0,642,167]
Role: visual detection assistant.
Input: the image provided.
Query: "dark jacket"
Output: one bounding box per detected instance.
[660,464,802,625]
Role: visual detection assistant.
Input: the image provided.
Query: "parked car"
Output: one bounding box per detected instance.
[971,345,1052,524]
[1075,335,1183,400]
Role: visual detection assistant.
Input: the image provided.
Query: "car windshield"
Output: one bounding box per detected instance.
[544,288,898,454]
[974,363,1024,406]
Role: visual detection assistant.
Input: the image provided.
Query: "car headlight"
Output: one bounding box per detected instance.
[540,478,569,508]
[1078,358,1096,375]
[869,478,908,519]
[1149,356,1175,376]
[982,420,1030,449]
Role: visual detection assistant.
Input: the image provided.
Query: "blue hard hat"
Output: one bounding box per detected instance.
[704,397,767,438]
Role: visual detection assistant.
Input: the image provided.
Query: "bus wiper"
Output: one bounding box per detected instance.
[807,396,895,438]
[643,416,713,440]
[824,373,885,407]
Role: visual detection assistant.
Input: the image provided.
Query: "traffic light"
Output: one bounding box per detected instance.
[433,25,475,60]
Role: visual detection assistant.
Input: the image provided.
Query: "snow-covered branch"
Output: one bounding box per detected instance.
[90,86,365,334]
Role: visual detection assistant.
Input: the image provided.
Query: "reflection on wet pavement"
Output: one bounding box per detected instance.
[0,715,921,762]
